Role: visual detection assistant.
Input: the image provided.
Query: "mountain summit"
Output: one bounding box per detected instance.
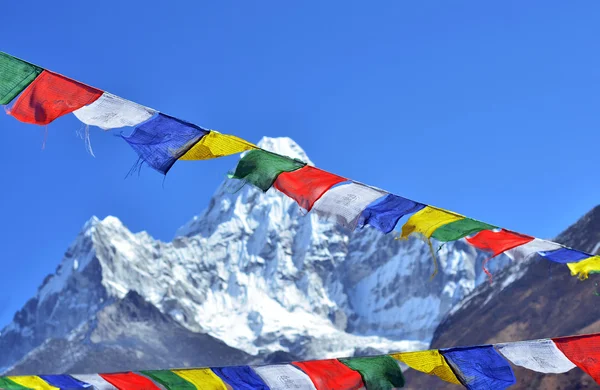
[1,137,497,374]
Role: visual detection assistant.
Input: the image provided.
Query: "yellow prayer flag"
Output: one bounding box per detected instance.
[7,376,60,390]
[179,131,257,160]
[172,369,228,390]
[400,206,464,240]
[567,256,600,280]
[390,350,461,385]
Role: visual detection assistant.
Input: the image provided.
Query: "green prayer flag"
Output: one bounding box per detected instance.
[0,52,43,105]
[340,355,405,390]
[431,218,496,242]
[141,370,196,390]
[232,149,306,192]
[0,377,28,389]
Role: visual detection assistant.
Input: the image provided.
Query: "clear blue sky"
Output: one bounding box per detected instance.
[1,1,599,328]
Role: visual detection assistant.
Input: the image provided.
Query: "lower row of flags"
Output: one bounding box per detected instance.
[3,332,600,389]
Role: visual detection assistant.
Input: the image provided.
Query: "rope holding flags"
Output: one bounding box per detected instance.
[1,50,599,281]
[5,332,600,389]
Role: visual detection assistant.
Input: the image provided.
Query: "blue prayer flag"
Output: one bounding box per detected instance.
[122,113,209,174]
[539,247,590,264]
[441,345,516,390]
[39,375,91,389]
[211,366,269,390]
[357,194,426,234]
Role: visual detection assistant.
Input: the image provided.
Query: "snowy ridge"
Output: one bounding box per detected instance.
[0,137,504,371]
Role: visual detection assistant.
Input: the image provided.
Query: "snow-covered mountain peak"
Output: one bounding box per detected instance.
[256,136,313,165]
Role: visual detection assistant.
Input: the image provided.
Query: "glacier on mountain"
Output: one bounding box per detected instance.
[0,136,508,373]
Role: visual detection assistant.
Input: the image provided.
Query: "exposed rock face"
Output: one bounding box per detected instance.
[404,206,600,389]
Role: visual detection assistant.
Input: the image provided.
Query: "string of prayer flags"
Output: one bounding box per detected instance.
[340,355,405,390]
[171,369,228,390]
[495,339,576,374]
[8,332,600,389]
[180,131,258,161]
[553,334,600,384]
[122,113,209,175]
[441,345,516,390]
[73,92,156,130]
[431,218,496,242]
[566,256,600,280]
[357,194,426,234]
[211,366,270,390]
[100,372,161,390]
[503,238,563,261]
[8,70,102,125]
[0,52,43,105]
[232,149,306,192]
[292,359,365,390]
[538,247,591,264]
[141,370,197,390]
[390,349,461,385]
[3,50,598,282]
[312,182,387,230]
[253,364,317,390]
[274,166,348,211]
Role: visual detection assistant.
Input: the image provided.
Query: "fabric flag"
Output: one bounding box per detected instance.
[253,364,317,390]
[100,372,162,390]
[503,238,563,261]
[339,355,405,390]
[567,256,600,280]
[441,346,516,390]
[431,218,496,242]
[0,51,43,105]
[495,339,576,374]
[6,376,59,390]
[180,131,258,160]
[231,149,306,192]
[211,366,269,390]
[73,92,156,130]
[0,377,28,389]
[390,350,461,385]
[538,247,591,264]
[312,182,387,230]
[171,369,228,390]
[71,374,117,390]
[400,206,464,240]
[274,166,347,211]
[122,113,209,175]
[554,334,600,384]
[141,370,196,390]
[466,229,534,281]
[8,70,102,125]
[465,229,535,257]
[39,375,91,389]
[292,359,365,390]
[357,194,426,234]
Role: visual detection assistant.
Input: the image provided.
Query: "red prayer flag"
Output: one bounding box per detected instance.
[466,229,534,257]
[553,334,600,384]
[274,166,347,211]
[293,359,365,390]
[8,70,102,125]
[100,372,161,390]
